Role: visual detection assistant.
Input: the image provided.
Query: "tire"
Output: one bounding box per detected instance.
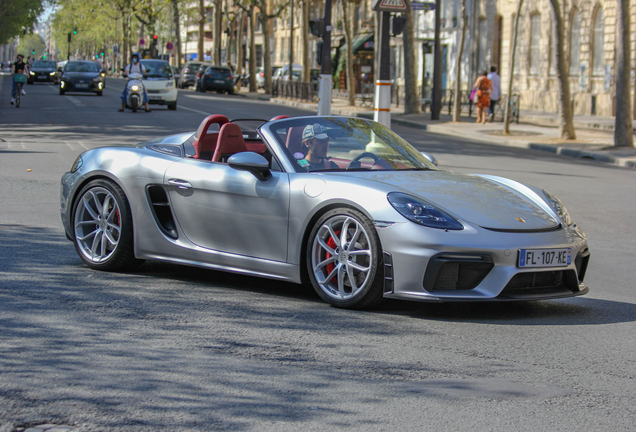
[96,91,103,96]
[15,85,20,108]
[227,88,234,95]
[59,87,65,95]
[131,98,138,113]
[72,179,143,271]
[168,102,177,110]
[198,85,205,93]
[306,208,384,309]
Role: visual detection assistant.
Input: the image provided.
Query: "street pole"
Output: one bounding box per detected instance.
[431,0,442,120]
[317,0,332,116]
[374,11,392,127]
[67,33,71,61]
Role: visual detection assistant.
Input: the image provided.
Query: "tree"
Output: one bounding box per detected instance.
[402,0,419,114]
[171,0,183,65]
[0,0,44,44]
[452,0,467,122]
[503,0,523,133]
[548,0,576,140]
[17,33,45,58]
[253,0,289,94]
[614,0,633,147]
[340,0,355,105]
[197,0,205,61]
[301,0,309,82]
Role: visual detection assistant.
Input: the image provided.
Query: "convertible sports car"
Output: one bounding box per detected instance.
[60,115,590,309]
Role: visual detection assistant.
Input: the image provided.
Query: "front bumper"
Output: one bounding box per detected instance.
[378,220,590,302]
[61,80,104,92]
[146,87,178,104]
[29,73,57,83]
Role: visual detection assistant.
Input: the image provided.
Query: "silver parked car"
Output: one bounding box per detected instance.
[60,115,590,309]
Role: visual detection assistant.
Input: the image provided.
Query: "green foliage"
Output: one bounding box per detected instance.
[16,33,45,58]
[0,0,46,44]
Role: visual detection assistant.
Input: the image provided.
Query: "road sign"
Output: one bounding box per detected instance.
[139,38,145,46]
[166,42,174,51]
[411,2,435,10]
[372,0,410,12]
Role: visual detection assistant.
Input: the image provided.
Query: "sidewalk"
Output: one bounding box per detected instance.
[235,89,636,169]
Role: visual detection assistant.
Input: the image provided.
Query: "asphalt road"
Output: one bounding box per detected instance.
[1,75,635,431]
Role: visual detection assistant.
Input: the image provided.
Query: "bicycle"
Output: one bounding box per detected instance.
[14,73,26,108]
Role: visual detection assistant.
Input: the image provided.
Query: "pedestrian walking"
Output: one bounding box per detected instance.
[472,71,492,124]
[487,66,501,122]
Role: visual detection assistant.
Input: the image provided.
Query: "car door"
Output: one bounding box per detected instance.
[164,159,290,262]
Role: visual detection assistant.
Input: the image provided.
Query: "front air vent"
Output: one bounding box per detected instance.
[424,254,494,291]
[575,247,590,282]
[498,270,579,299]
[146,186,178,239]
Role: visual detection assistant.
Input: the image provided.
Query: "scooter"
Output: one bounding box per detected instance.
[124,72,145,112]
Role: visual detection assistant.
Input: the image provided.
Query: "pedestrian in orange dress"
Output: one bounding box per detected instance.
[472,71,492,124]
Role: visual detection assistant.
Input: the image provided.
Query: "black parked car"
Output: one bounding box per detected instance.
[28,60,59,84]
[59,61,106,96]
[198,65,235,94]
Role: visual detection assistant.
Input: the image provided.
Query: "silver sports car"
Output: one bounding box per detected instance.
[60,115,590,309]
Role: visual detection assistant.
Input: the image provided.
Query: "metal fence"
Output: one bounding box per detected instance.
[273,81,318,102]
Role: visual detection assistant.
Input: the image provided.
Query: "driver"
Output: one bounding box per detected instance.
[119,53,151,112]
[299,124,339,170]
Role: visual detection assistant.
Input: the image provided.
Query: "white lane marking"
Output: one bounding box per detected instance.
[67,96,86,107]
[179,105,212,116]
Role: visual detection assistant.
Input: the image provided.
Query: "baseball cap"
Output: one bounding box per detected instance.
[302,123,329,140]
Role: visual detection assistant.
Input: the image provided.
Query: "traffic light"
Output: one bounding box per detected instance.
[153,34,158,41]
[391,16,405,36]
[309,19,325,37]
[316,41,323,65]
[73,26,77,35]
[32,48,35,55]
[100,51,104,57]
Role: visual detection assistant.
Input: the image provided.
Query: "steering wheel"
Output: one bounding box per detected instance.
[347,152,381,170]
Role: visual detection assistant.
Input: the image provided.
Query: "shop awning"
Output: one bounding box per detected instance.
[338,33,374,56]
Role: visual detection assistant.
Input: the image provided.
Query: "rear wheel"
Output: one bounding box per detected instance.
[72,179,143,271]
[227,88,235,95]
[307,208,384,309]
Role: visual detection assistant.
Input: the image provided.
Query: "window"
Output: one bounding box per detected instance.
[569,9,581,76]
[529,14,540,75]
[592,9,605,76]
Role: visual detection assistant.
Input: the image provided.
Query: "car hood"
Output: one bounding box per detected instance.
[63,72,100,79]
[331,170,560,231]
[142,78,173,89]
[31,67,55,73]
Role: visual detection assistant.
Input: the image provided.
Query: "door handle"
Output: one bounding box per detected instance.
[168,179,192,189]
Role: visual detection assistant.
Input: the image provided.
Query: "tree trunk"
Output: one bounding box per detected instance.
[261,11,273,94]
[504,0,523,133]
[403,0,419,114]
[237,10,244,77]
[249,5,257,92]
[214,0,222,64]
[301,0,310,82]
[172,0,182,66]
[452,0,467,122]
[614,0,634,147]
[341,0,355,106]
[548,0,576,140]
[198,0,204,61]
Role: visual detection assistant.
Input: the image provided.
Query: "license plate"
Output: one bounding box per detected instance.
[38,75,47,79]
[518,248,572,268]
[76,84,88,88]
[214,80,225,83]
[149,95,162,100]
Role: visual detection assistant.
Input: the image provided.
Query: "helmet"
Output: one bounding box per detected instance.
[131,52,140,59]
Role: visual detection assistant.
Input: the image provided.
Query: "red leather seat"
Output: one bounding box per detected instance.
[285,126,306,154]
[212,123,248,162]
[192,114,229,159]
[270,115,290,121]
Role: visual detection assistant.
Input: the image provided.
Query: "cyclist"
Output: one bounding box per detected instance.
[10,54,28,105]
[119,53,151,112]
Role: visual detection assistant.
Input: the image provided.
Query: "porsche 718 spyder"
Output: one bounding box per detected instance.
[60,115,590,309]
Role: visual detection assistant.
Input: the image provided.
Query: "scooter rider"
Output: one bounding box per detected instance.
[119,53,151,112]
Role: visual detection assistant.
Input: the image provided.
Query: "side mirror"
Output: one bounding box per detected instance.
[420,152,438,167]
[228,152,272,181]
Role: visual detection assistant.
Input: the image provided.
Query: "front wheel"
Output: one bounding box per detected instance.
[131,97,138,113]
[307,208,384,309]
[168,102,177,110]
[72,179,143,271]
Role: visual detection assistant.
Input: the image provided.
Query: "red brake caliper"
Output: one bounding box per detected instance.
[325,230,340,283]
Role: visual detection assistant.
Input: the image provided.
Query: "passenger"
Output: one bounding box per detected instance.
[299,124,339,170]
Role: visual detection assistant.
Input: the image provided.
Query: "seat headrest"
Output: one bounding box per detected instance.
[285,126,306,155]
[212,123,248,162]
[192,114,229,158]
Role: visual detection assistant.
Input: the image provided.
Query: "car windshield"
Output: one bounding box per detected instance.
[267,117,438,172]
[140,61,173,78]
[185,63,201,73]
[32,60,56,68]
[65,62,100,72]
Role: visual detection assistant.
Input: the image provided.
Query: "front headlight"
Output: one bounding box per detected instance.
[60,81,65,88]
[70,155,83,173]
[165,81,174,88]
[30,71,35,75]
[388,192,464,230]
[543,190,572,226]
[50,71,56,76]
[131,85,140,91]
